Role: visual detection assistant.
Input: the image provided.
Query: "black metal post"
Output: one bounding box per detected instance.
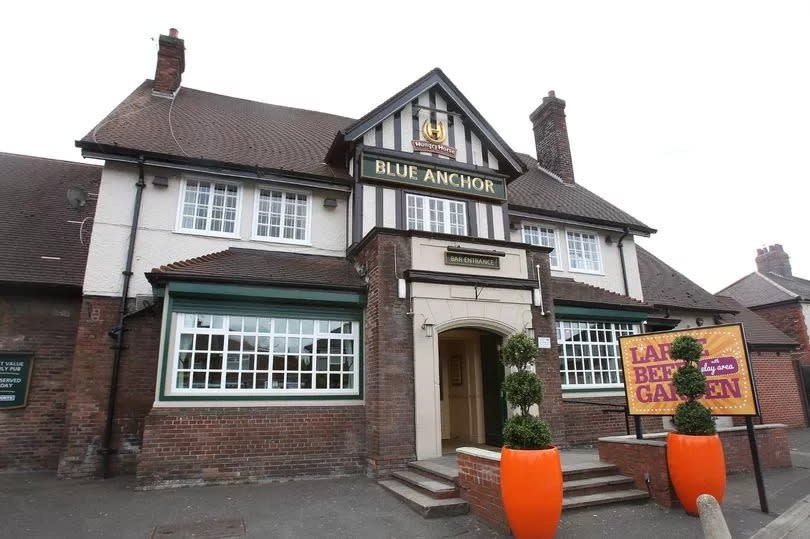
[745,416,769,513]
[634,416,643,439]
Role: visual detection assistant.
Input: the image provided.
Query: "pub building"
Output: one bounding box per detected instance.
[3,28,796,496]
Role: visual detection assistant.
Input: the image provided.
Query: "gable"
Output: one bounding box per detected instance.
[718,273,796,307]
[330,69,525,178]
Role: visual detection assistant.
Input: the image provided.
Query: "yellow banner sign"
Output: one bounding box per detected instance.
[619,324,759,416]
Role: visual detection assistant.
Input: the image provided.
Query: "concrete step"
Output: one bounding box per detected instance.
[392,470,459,499]
[563,489,650,511]
[562,462,619,481]
[563,474,636,496]
[378,480,469,518]
[407,459,459,485]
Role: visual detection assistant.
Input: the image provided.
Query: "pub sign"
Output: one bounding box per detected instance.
[0,352,34,409]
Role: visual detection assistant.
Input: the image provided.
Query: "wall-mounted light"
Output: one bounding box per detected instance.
[323,198,338,208]
[422,322,434,338]
[524,327,535,339]
[696,317,704,327]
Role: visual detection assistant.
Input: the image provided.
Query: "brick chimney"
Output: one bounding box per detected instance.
[153,28,185,96]
[756,244,792,277]
[529,91,575,184]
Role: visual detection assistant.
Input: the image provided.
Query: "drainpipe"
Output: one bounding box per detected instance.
[617,227,630,296]
[100,155,146,478]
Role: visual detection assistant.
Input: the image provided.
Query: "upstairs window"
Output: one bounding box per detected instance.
[254,189,310,244]
[406,193,467,236]
[179,179,240,236]
[567,230,602,273]
[522,225,560,268]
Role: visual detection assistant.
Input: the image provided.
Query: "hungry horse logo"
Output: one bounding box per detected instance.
[422,120,447,144]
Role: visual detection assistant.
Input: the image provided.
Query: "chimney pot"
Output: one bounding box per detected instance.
[755,244,792,277]
[169,28,179,38]
[529,92,575,183]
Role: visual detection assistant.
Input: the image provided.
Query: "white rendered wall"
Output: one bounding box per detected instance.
[510,219,644,300]
[84,162,348,298]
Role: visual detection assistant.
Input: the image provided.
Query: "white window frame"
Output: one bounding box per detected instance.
[169,313,361,398]
[175,177,242,239]
[522,223,562,270]
[566,229,604,274]
[405,193,468,236]
[251,186,313,245]
[557,320,639,390]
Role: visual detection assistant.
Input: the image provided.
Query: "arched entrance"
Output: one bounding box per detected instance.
[438,327,506,453]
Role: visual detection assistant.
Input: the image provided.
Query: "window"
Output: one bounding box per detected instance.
[254,189,310,243]
[173,313,359,395]
[557,320,638,388]
[406,193,467,236]
[522,225,560,268]
[179,179,239,235]
[567,231,602,273]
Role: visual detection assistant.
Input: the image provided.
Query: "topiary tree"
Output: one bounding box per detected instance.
[500,332,552,449]
[671,335,716,435]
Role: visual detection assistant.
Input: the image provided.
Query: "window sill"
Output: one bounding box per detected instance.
[562,388,626,399]
[161,390,362,401]
[567,268,605,276]
[250,235,312,247]
[174,229,242,240]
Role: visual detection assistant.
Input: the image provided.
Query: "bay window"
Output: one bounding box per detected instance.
[557,320,638,389]
[406,193,467,236]
[173,313,359,396]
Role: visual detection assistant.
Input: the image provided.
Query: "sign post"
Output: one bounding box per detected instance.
[0,352,34,409]
[618,323,768,513]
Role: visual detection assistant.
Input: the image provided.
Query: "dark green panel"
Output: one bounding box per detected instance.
[554,306,648,321]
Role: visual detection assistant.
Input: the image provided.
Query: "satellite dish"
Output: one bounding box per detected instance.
[67,187,88,209]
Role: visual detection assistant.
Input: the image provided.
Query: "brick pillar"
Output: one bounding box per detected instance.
[58,296,161,478]
[526,249,567,447]
[352,232,415,476]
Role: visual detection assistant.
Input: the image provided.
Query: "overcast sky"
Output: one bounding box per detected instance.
[2,1,807,292]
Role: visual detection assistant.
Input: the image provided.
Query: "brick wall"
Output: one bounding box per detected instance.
[748,351,807,427]
[755,303,810,365]
[58,296,162,478]
[351,232,416,476]
[599,424,791,507]
[0,290,82,471]
[527,250,567,447]
[563,396,663,445]
[137,406,366,488]
[457,450,509,532]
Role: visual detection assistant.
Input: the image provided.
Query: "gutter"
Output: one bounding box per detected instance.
[100,155,146,478]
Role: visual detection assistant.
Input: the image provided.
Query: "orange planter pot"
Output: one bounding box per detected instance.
[666,433,726,515]
[500,447,563,539]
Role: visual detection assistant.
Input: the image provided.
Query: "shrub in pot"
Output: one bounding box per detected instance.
[666,335,726,515]
[499,332,562,539]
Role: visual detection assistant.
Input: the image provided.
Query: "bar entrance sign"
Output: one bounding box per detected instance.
[0,353,34,409]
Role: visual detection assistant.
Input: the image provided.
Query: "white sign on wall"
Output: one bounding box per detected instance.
[537,337,552,349]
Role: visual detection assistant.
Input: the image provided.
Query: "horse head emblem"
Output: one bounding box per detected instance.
[422,120,447,144]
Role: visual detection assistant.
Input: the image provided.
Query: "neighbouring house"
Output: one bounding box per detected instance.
[0,152,101,471]
[719,243,810,420]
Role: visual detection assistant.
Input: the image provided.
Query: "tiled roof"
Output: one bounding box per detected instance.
[0,152,101,288]
[508,154,655,234]
[762,272,810,300]
[551,277,653,311]
[715,296,797,348]
[717,272,799,308]
[78,81,354,181]
[146,248,366,291]
[637,246,734,313]
[79,81,654,233]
